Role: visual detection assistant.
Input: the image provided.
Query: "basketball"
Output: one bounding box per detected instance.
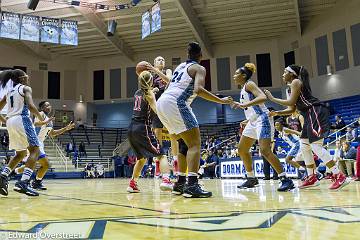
[136,61,150,75]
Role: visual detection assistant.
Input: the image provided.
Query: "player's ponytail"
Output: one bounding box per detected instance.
[138,71,153,93]
[298,66,312,94]
[0,70,13,88]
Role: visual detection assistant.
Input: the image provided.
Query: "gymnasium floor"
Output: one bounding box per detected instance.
[1,178,360,240]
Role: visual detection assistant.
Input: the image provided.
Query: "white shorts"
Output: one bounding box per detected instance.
[6,115,40,151]
[242,114,274,140]
[156,95,199,135]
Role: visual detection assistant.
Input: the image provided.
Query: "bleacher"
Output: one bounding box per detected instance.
[327,94,360,124]
[56,127,128,169]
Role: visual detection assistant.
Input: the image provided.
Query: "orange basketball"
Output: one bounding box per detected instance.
[136,61,150,75]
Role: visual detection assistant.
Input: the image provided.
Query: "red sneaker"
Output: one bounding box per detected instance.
[127,179,140,193]
[160,177,173,191]
[329,172,349,190]
[299,174,320,189]
[324,173,334,180]
[155,160,161,177]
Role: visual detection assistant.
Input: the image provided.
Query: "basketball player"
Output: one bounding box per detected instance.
[264,65,349,190]
[15,101,75,190]
[0,69,45,196]
[156,42,233,198]
[127,71,172,193]
[145,57,179,181]
[274,120,305,172]
[231,63,294,191]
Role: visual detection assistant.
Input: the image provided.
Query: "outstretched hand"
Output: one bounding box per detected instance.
[66,121,76,131]
[221,96,234,104]
[263,89,274,101]
[230,101,247,109]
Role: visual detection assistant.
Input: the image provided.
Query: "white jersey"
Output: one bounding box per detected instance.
[6,84,30,119]
[278,130,299,147]
[240,81,269,121]
[162,61,198,106]
[0,79,13,114]
[35,111,53,143]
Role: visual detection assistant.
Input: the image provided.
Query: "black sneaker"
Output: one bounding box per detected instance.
[172,181,185,195]
[277,176,295,192]
[31,180,47,190]
[0,174,8,196]
[13,180,39,197]
[182,183,212,198]
[237,177,259,189]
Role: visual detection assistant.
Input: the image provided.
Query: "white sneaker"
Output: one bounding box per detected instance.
[160,178,173,191]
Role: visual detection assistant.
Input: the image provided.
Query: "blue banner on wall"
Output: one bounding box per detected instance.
[0,12,20,40]
[151,2,161,33]
[141,11,151,39]
[20,15,40,42]
[60,20,78,46]
[40,17,60,44]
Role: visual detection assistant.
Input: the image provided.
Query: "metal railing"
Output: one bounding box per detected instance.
[47,136,69,172]
[326,119,358,147]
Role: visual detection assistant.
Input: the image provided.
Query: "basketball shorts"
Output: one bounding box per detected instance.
[156,95,199,135]
[242,114,274,140]
[6,115,39,151]
[287,142,301,159]
[300,105,330,143]
[152,114,164,129]
[127,121,165,159]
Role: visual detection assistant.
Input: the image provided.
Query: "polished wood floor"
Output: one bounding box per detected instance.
[1,178,360,240]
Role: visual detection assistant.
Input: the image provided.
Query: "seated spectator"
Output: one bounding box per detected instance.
[345,127,355,141]
[339,141,357,177]
[84,163,95,178]
[331,115,346,134]
[353,117,360,144]
[96,162,104,178]
[198,158,206,179]
[1,132,9,151]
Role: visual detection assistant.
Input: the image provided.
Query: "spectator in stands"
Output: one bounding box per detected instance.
[353,118,360,144]
[331,115,346,134]
[95,163,104,178]
[1,132,9,151]
[0,158,6,170]
[204,150,219,179]
[339,141,356,177]
[79,141,87,158]
[98,145,102,158]
[66,142,73,157]
[76,118,85,129]
[345,127,355,142]
[62,113,69,127]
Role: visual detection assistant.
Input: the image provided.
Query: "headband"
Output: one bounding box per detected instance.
[285,66,298,76]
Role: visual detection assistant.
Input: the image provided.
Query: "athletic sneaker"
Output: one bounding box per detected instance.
[0,174,9,196]
[127,179,140,193]
[299,174,320,189]
[352,176,360,181]
[237,177,259,189]
[172,181,185,195]
[160,177,173,191]
[329,172,350,190]
[324,173,334,180]
[31,179,47,190]
[277,177,295,192]
[13,180,39,197]
[183,183,212,198]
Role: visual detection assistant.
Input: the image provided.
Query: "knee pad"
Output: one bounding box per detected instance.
[300,139,315,166]
[177,139,188,156]
[310,140,332,163]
